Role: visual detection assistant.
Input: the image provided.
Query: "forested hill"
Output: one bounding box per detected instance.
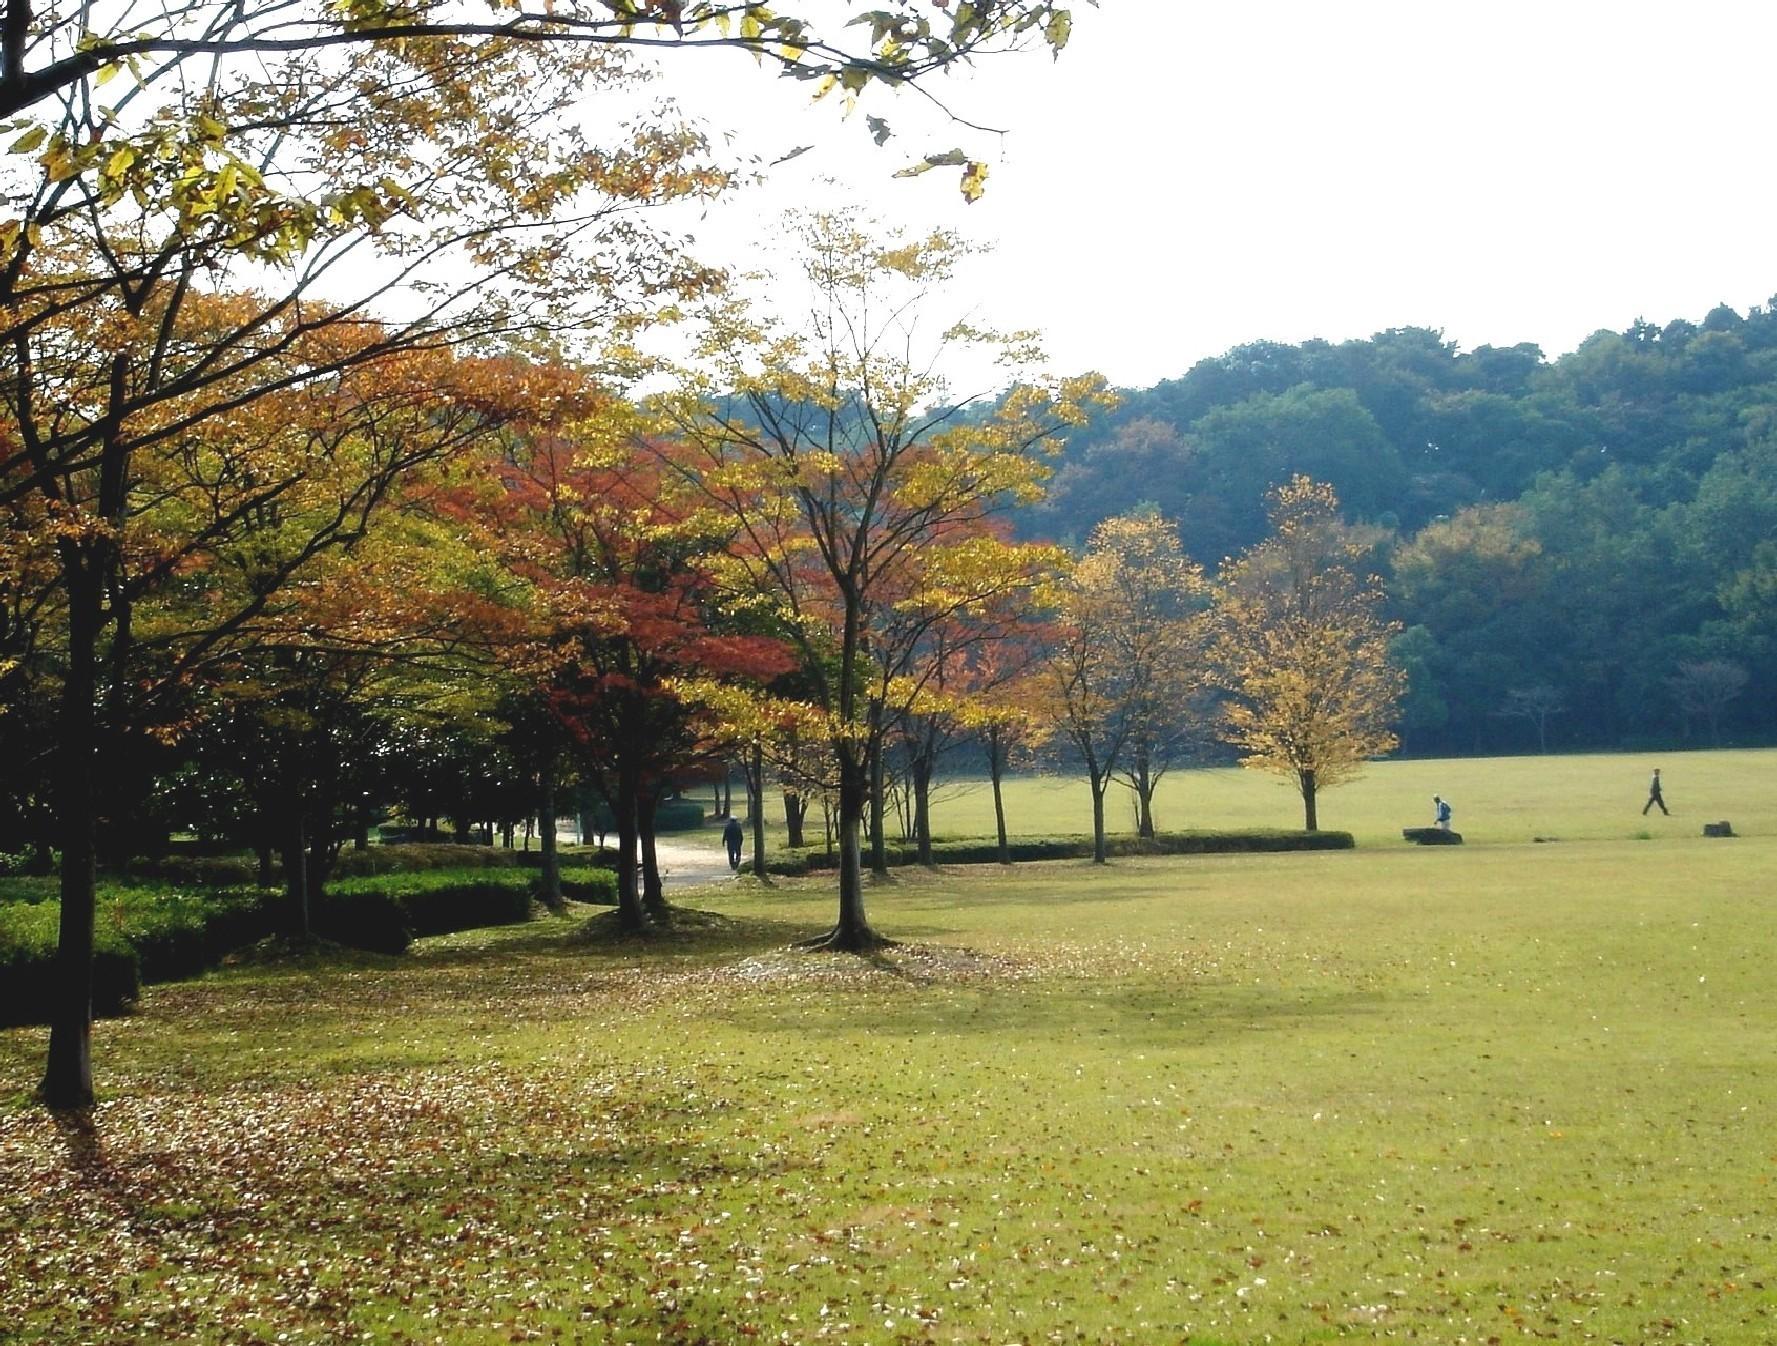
[1027,303,1777,755]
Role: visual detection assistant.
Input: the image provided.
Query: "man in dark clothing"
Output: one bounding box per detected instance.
[1642,768,1669,816]
[723,815,745,869]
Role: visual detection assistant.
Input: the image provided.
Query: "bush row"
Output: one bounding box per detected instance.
[0,866,616,1025]
[767,829,1354,874]
[0,900,140,1025]
[127,842,617,888]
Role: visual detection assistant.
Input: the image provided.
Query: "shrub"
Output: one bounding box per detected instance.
[110,886,278,982]
[315,865,627,944]
[0,848,56,878]
[333,844,528,878]
[514,847,615,871]
[654,798,707,832]
[0,900,139,1027]
[0,876,60,906]
[767,829,1354,873]
[309,885,412,954]
[586,797,705,834]
[126,854,264,887]
[557,870,619,905]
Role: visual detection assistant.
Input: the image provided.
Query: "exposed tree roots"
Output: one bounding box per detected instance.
[794,924,897,954]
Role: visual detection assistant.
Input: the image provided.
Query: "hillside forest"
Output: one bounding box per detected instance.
[1028,305,1777,755]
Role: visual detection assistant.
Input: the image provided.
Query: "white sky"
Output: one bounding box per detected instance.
[650,0,1777,390]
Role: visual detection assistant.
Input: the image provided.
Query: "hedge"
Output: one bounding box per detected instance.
[314,865,619,946]
[124,842,618,887]
[325,869,536,944]
[585,797,706,834]
[0,865,616,1025]
[767,829,1354,874]
[0,898,140,1026]
[122,886,278,982]
[558,870,619,905]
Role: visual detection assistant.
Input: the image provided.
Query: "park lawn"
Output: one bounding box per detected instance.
[726,747,1777,855]
[2,830,1775,1343]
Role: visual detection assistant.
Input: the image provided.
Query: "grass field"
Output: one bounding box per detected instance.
[2,749,1775,1343]
[728,747,1777,851]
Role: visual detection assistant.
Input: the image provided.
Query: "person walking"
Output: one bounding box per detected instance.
[1433,795,1453,831]
[722,814,745,870]
[1642,768,1669,816]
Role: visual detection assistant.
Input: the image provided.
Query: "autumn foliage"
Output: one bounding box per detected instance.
[1211,477,1405,831]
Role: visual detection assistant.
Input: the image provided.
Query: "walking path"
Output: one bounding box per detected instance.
[649,839,738,891]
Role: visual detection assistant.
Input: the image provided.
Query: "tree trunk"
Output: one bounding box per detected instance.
[280,812,310,940]
[1133,745,1156,839]
[783,790,806,849]
[866,723,888,876]
[612,769,647,932]
[1090,771,1109,865]
[41,559,101,1110]
[988,727,1011,866]
[638,791,668,922]
[749,742,767,878]
[800,746,885,951]
[255,841,274,888]
[911,749,934,865]
[1299,768,1319,832]
[536,762,562,911]
[304,816,336,909]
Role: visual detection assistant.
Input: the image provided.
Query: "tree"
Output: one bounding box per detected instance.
[868,531,1063,868]
[2,3,1078,151]
[13,320,540,1108]
[1496,684,1565,754]
[1212,477,1404,831]
[1040,563,1127,866]
[7,0,1081,1108]
[1038,510,1204,858]
[659,210,1107,948]
[961,651,1053,865]
[448,406,792,929]
[1092,512,1210,838]
[1668,659,1748,745]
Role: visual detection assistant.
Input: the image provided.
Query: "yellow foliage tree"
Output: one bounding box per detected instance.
[1040,509,1205,861]
[1211,476,1404,831]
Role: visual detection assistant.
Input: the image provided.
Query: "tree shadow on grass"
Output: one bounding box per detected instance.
[16,1103,807,1346]
[719,979,1396,1054]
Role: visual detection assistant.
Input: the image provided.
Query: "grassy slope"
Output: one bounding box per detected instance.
[1,752,1774,1343]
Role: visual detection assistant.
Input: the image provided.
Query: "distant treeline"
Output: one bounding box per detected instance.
[1025,304,1777,754]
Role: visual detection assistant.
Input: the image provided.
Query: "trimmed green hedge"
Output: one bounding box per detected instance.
[767,829,1354,874]
[325,869,537,944]
[558,870,619,905]
[585,797,706,834]
[123,886,278,982]
[0,865,615,1025]
[0,898,140,1026]
[125,842,618,887]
